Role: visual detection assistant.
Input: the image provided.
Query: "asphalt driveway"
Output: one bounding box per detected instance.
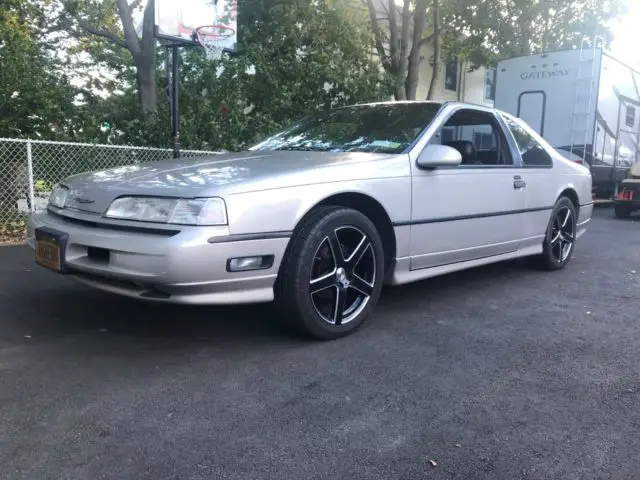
[1,207,640,479]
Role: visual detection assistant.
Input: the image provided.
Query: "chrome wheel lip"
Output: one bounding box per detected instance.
[309,225,376,326]
[550,206,575,263]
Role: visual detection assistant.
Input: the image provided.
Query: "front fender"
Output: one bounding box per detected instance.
[224,178,412,236]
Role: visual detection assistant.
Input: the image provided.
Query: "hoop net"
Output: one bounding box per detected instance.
[195,25,235,60]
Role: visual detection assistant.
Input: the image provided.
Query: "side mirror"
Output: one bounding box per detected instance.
[416,144,462,169]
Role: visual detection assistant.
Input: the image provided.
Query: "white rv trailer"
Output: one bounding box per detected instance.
[494,44,640,198]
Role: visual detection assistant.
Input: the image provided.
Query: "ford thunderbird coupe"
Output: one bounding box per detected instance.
[27,101,593,339]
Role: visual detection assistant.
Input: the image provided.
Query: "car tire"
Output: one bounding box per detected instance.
[530,196,577,271]
[275,205,385,340]
[614,205,632,219]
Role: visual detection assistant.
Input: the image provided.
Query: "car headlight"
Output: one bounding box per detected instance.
[104,197,228,225]
[49,185,69,208]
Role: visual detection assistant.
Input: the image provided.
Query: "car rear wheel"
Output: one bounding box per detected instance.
[530,196,577,271]
[275,206,384,340]
[614,205,632,219]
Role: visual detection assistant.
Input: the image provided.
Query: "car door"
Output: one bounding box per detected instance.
[408,105,527,270]
[498,113,560,250]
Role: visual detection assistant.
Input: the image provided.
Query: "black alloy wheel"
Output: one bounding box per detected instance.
[549,204,576,264]
[276,206,385,340]
[309,225,376,326]
[532,196,577,271]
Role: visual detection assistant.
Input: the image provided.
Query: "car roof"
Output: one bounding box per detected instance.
[335,100,444,109]
[341,99,509,115]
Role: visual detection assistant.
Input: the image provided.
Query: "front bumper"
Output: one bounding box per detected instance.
[26,210,290,305]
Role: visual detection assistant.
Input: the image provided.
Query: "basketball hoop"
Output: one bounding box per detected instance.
[194,25,235,60]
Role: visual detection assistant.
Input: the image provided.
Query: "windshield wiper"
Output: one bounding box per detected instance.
[274,145,333,152]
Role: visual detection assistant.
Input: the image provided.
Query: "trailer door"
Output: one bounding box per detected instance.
[517,91,546,136]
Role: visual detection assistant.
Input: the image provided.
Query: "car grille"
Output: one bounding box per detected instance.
[48,209,180,236]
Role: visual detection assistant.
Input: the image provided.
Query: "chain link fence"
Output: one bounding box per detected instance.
[0,138,220,244]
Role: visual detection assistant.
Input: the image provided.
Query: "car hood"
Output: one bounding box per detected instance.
[59,150,399,214]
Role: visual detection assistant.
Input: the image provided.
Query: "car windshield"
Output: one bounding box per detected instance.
[248,103,442,154]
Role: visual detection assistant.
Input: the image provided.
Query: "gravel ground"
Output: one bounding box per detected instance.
[1,207,640,480]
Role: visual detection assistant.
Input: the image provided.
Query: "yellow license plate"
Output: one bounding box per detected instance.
[35,240,61,271]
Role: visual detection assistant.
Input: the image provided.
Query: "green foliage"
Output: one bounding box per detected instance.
[0,0,82,139]
[1,0,627,149]
[443,0,625,68]
[174,0,392,150]
[83,0,393,151]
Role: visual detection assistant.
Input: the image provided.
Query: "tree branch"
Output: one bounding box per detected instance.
[419,33,435,47]
[115,0,141,55]
[68,16,128,49]
[426,0,440,100]
[365,0,391,71]
[387,0,400,68]
[399,0,411,89]
[57,1,129,49]
[139,0,155,54]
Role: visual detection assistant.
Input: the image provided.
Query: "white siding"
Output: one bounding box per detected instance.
[415,43,494,106]
[360,0,495,106]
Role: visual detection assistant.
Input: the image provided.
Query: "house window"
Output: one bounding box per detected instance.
[626,106,636,127]
[484,69,496,101]
[445,61,458,92]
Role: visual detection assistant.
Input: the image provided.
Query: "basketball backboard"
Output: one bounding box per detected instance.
[154,0,237,54]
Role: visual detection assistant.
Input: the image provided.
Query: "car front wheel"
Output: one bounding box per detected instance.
[276,206,385,340]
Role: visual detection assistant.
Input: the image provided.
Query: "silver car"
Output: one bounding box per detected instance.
[27,101,593,339]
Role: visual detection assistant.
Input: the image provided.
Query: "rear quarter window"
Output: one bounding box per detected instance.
[501,114,553,167]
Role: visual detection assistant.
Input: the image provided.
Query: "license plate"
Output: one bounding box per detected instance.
[35,240,61,271]
[34,227,68,273]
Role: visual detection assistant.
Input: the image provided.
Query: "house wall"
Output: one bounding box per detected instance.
[358,0,495,106]
[415,43,495,106]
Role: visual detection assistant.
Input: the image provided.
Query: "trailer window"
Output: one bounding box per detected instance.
[445,61,458,92]
[484,69,496,101]
[501,115,553,167]
[626,106,636,127]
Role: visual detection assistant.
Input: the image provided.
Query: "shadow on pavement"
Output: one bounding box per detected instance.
[5,253,530,348]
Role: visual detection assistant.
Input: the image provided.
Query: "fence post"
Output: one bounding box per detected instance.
[26,140,35,212]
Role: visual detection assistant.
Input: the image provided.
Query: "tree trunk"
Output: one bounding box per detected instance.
[136,59,157,113]
[457,59,463,101]
[405,0,428,100]
[394,66,407,100]
[62,0,159,112]
[426,0,440,100]
[398,0,411,97]
[117,0,158,113]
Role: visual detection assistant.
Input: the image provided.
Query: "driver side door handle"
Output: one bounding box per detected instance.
[513,175,526,189]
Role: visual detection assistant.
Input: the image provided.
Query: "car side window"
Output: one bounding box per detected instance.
[501,115,553,167]
[430,109,513,166]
